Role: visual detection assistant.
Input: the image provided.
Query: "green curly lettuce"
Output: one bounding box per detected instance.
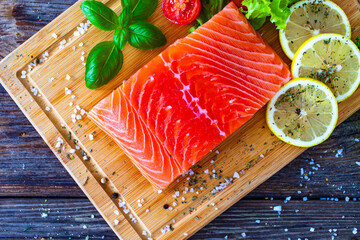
[242,0,299,30]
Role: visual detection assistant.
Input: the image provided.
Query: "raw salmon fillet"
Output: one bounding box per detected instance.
[89,2,291,190]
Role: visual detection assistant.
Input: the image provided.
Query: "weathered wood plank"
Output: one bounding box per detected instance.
[0,198,358,239]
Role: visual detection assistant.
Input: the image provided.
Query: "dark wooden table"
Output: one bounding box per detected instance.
[0,1,359,239]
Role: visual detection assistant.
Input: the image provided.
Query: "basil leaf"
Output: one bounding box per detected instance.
[128,21,166,50]
[190,0,229,33]
[85,41,124,89]
[114,28,129,50]
[81,1,119,31]
[119,5,132,27]
[121,0,158,20]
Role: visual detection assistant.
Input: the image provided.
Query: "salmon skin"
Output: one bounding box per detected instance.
[89,2,291,190]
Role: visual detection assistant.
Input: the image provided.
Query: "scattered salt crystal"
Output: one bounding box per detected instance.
[65,87,72,95]
[100,178,107,184]
[69,102,74,107]
[255,220,260,223]
[335,149,343,158]
[114,219,119,225]
[273,206,282,211]
[72,46,76,51]
[356,161,360,167]
[345,196,349,202]
[184,233,188,236]
[81,51,85,55]
[79,42,84,47]
[310,227,315,232]
[284,228,288,232]
[81,56,85,62]
[83,156,88,161]
[355,138,359,142]
[89,134,94,141]
[142,231,147,236]
[66,74,71,80]
[75,145,80,150]
[215,150,220,154]
[241,233,246,237]
[71,95,76,99]
[69,149,75,154]
[233,172,240,179]
[353,228,357,234]
[260,154,264,158]
[52,33,58,39]
[204,169,209,174]
[146,209,149,213]
[303,197,308,201]
[41,213,48,218]
[157,190,162,194]
[48,77,54,83]
[45,106,50,111]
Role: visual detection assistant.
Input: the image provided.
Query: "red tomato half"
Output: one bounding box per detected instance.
[162,0,201,25]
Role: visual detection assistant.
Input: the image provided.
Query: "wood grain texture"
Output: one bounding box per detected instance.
[0,198,359,240]
[0,0,359,240]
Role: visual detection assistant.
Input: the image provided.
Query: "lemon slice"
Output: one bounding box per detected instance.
[292,33,360,102]
[280,0,351,60]
[266,78,338,147]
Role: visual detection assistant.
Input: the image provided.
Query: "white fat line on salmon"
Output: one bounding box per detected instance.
[179,41,284,94]
[159,55,226,137]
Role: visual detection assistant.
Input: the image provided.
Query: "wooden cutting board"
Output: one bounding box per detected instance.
[0,0,359,239]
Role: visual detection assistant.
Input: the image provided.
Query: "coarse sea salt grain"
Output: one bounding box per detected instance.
[45,106,50,111]
[48,77,54,83]
[69,149,75,154]
[273,205,282,211]
[114,219,119,225]
[89,134,94,141]
[66,74,71,80]
[79,42,84,47]
[52,33,58,39]
[310,227,315,232]
[356,161,360,167]
[233,172,240,179]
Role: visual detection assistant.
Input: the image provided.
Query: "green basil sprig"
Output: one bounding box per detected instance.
[114,28,129,50]
[128,21,167,50]
[80,0,166,89]
[85,41,123,89]
[80,1,119,31]
[121,0,158,20]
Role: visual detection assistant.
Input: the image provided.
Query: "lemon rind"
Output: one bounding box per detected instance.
[266,78,338,148]
[279,0,351,60]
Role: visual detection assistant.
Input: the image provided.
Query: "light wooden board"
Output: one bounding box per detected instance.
[0,0,359,239]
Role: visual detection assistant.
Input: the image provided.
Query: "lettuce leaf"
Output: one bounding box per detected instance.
[242,0,299,30]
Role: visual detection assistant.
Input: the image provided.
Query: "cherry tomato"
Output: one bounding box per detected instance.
[162,0,201,25]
